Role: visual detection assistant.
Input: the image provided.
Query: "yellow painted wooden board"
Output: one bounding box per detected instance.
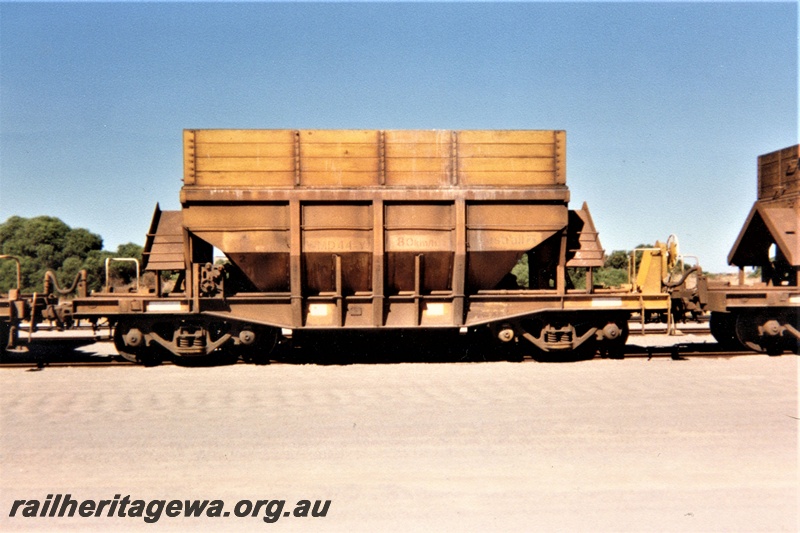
[300,171,380,186]
[385,143,451,158]
[384,172,450,187]
[195,157,295,172]
[195,143,295,158]
[459,171,561,186]
[299,130,379,143]
[193,171,296,187]
[194,129,295,143]
[457,130,561,144]
[184,129,565,188]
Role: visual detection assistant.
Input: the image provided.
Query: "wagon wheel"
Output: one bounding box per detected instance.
[602,321,629,359]
[709,312,743,350]
[734,314,784,356]
[237,327,278,365]
[113,322,162,365]
[113,324,140,363]
[570,338,600,361]
[0,322,9,360]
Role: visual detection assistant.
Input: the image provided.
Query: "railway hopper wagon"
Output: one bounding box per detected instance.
[3,129,674,363]
[704,144,800,354]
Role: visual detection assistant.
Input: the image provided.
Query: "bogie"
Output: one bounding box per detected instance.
[113,318,279,365]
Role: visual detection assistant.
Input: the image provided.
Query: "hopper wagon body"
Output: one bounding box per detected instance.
[3,130,674,362]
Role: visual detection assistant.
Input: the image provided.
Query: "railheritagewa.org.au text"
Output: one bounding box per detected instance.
[9,494,330,524]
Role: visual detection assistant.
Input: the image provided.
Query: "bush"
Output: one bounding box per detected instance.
[0,215,142,294]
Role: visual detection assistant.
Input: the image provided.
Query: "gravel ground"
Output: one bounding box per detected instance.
[0,353,797,532]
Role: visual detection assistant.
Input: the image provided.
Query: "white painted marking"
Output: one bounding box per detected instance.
[309,304,330,317]
[146,301,188,312]
[425,303,446,316]
[591,298,623,308]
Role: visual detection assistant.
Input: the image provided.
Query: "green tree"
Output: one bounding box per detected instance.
[81,249,116,293]
[511,253,529,288]
[594,267,629,287]
[109,243,144,286]
[510,245,651,291]
[604,250,629,270]
[567,267,586,289]
[63,228,103,259]
[0,215,142,294]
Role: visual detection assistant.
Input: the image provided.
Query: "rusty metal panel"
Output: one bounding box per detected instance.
[142,205,185,271]
[179,129,575,327]
[728,204,800,267]
[384,203,455,294]
[302,203,373,294]
[466,203,566,251]
[761,207,800,264]
[184,204,289,253]
[729,145,800,269]
[302,203,373,252]
[183,203,290,292]
[566,202,605,268]
[384,203,454,252]
[466,202,567,290]
[758,144,799,201]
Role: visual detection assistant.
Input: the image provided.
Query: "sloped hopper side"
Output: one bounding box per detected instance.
[183,203,291,292]
[728,204,799,268]
[385,203,454,294]
[566,201,605,268]
[466,202,568,290]
[302,203,372,295]
[142,204,185,271]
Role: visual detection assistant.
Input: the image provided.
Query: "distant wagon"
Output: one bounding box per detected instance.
[706,144,800,354]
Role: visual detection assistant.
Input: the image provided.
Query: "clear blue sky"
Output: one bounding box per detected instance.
[1,2,797,272]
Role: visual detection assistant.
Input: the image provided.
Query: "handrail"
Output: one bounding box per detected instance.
[105,257,140,293]
[0,255,22,290]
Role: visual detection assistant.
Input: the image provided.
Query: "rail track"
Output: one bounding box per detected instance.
[0,341,775,370]
[4,316,787,370]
